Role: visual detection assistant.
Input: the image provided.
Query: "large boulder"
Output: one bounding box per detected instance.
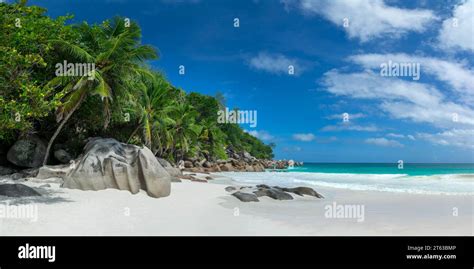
[61,138,171,198]
[253,163,265,172]
[242,151,252,160]
[157,158,182,182]
[54,149,73,164]
[0,184,41,197]
[244,165,255,172]
[184,161,193,168]
[220,163,234,172]
[7,135,46,168]
[36,163,73,181]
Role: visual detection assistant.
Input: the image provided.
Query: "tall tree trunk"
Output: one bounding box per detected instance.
[127,124,141,143]
[43,92,86,165]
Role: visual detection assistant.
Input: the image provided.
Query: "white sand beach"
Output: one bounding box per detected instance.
[0,172,472,236]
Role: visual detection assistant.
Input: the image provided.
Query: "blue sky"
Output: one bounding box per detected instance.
[25,0,474,162]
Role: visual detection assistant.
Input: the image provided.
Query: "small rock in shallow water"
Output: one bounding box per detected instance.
[232,191,259,202]
[260,188,294,200]
[253,189,268,197]
[225,186,237,192]
[231,185,322,202]
[39,184,51,188]
[0,184,41,197]
[282,187,324,198]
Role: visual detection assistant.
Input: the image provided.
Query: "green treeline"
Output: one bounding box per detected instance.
[0,1,274,164]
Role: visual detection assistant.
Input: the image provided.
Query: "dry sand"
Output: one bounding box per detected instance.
[0,173,472,236]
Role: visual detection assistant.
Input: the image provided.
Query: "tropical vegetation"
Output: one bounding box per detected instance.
[0,1,274,165]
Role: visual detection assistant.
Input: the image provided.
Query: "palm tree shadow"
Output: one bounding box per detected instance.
[0,187,73,205]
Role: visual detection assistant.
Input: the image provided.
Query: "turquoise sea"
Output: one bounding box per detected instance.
[218,163,474,195]
[288,163,474,176]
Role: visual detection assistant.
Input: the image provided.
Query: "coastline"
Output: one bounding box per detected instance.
[1,171,472,236]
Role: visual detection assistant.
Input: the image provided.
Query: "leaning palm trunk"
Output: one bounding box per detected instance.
[43,92,86,165]
[127,124,141,143]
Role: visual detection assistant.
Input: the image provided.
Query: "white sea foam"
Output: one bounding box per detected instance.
[214,172,474,195]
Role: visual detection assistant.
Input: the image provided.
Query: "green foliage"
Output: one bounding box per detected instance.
[0,3,73,141]
[0,1,274,163]
[220,124,274,159]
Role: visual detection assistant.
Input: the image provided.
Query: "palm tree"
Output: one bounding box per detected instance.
[42,17,157,165]
[198,118,226,160]
[214,91,226,109]
[168,101,202,162]
[129,72,176,156]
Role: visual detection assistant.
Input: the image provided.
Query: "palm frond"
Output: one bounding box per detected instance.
[50,39,95,63]
[131,45,158,62]
[91,71,112,100]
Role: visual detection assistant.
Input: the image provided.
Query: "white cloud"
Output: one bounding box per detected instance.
[326,112,365,120]
[283,0,437,42]
[249,52,305,75]
[292,133,316,141]
[387,133,405,139]
[349,53,474,103]
[321,123,379,132]
[380,101,474,129]
[417,129,474,149]
[365,138,404,147]
[322,70,474,129]
[321,55,474,149]
[438,0,474,53]
[245,130,275,141]
[323,70,443,105]
[387,133,416,140]
[387,133,416,141]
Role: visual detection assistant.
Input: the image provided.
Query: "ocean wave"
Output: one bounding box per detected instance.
[214,171,474,195]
